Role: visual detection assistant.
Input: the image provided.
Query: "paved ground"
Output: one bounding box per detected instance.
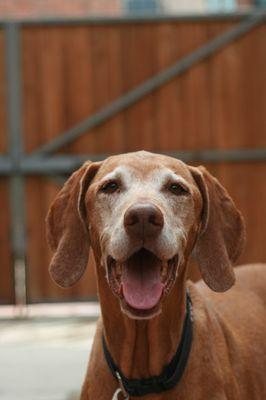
[0,306,99,400]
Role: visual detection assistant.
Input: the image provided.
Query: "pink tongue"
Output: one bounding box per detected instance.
[122,250,163,310]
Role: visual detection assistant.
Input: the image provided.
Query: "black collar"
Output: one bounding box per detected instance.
[102,292,193,397]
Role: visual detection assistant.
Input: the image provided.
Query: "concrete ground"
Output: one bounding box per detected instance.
[0,304,99,400]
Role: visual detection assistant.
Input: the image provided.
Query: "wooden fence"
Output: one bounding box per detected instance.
[0,16,265,304]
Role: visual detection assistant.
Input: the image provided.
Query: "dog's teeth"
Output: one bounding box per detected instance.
[161,261,168,278]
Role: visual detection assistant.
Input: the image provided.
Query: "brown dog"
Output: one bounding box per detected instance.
[46,151,266,400]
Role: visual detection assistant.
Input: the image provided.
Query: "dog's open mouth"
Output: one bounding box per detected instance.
[107,248,179,318]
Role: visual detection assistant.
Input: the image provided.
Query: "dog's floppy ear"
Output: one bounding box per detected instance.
[46,161,101,288]
[189,166,245,292]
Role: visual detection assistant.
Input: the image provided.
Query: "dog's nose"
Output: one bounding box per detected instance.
[124,203,164,238]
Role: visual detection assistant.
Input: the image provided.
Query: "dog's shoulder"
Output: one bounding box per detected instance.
[187,264,266,354]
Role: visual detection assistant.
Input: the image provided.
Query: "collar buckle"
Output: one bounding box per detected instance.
[112,388,129,400]
[115,371,129,399]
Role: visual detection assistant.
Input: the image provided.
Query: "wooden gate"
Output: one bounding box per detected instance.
[0,11,265,304]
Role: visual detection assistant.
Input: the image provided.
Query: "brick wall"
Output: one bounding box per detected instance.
[0,0,256,20]
[0,0,122,19]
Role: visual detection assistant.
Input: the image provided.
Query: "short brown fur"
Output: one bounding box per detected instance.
[46,152,266,400]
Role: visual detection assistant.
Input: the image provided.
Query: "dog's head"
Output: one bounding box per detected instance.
[46,151,245,319]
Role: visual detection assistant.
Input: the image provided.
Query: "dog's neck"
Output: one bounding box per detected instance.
[97,263,187,378]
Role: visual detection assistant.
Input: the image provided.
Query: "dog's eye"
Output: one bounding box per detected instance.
[168,183,189,196]
[101,181,119,193]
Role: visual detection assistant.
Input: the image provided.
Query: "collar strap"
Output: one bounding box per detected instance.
[102,292,193,397]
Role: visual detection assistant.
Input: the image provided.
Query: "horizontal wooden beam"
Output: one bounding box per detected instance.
[1,148,266,175]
